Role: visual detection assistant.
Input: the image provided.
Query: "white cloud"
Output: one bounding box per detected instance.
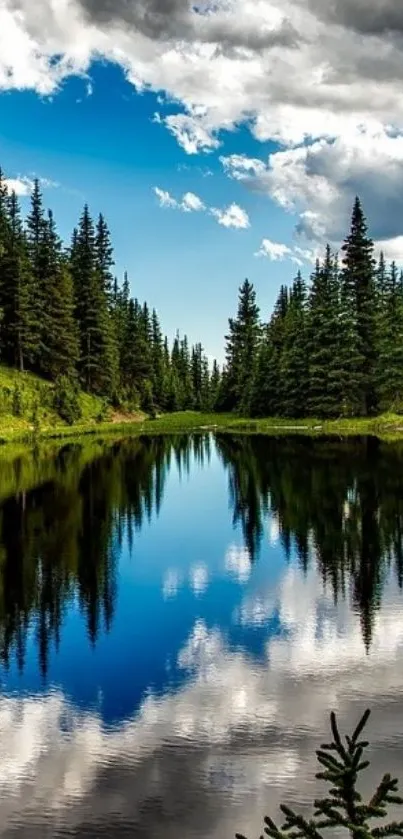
[162,112,221,155]
[154,187,249,230]
[255,237,317,266]
[3,0,403,250]
[210,202,250,229]
[153,187,205,212]
[255,239,293,261]
[181,191,205,212]
[220,154,266,180]
[4,175,59,197]
[221,128,403,255]
[5,176,34,196]
[153,186,178,208]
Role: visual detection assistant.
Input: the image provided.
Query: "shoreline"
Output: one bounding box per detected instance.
[1,410,403,445]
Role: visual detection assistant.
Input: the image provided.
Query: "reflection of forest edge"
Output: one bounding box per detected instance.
[0,432,402,675]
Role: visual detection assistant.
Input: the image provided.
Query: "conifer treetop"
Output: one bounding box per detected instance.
[236,709,403,839]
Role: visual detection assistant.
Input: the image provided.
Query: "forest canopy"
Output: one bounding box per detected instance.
[0,167,402,420]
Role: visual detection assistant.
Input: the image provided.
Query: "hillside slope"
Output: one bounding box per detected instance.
[0,365,112,437]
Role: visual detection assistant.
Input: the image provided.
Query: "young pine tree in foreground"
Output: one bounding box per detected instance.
[236,708,403,839]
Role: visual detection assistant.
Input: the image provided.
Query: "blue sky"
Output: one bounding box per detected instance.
[1,0,403,362]
[0,63,299,363]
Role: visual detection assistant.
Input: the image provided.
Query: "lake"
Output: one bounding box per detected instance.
[0,432,403,837]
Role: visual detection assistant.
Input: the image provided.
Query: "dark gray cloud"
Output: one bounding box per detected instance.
[75,0,299,51]
[306,0,403,36]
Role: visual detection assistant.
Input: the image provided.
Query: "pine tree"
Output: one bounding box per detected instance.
[95,214,114,307]
[113,271,130,385]
[0,169,10,358]
[223,279,261,413]
[178,335,193,408]
[25,178,47,371]
[40,210,79,380]
[340,197,377,416]
[94,212,119,394]
[236,709,403,839]
[1,191,36,371]
[151,308,166,410]
[209,359,221,411]
[307,247,343,417]
[200,350,211,411]
[376,261,403,411]
[191,342,204,410]
[121,298,153,407]
[71,205,116,395]
[280,272,309,417]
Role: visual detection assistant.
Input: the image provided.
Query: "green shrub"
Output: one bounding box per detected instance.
[12,383,23,417]
[0,386,11,416]
[96,398,109,423]
[31,401,40,435]
[53,376,82,425]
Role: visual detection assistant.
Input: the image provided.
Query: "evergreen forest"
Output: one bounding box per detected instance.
[1,164,402,422]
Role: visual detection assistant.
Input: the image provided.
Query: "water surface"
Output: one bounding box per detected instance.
[0,433,403,837]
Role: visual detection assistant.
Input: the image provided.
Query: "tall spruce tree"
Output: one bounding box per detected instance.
[39,210,79,380]
[209,359,221,411]
[71,205,116,395]
[0,170,10,359]
[340,197,377,416]
[223,279,261,414]
[307,247,343,417]
[376,261,403,411]
[95,214,114,307]
[151,308,167,410]
[25,178,47,371]
[280,271,309,417]
[1,191,36,371]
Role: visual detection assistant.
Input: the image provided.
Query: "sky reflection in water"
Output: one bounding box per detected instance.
[0,433,402,838]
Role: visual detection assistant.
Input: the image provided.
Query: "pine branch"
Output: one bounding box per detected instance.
[235,708,403,839]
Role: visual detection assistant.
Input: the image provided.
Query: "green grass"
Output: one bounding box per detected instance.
[22,410,403,445]
[0,365,109,441]
[0,365,403,444]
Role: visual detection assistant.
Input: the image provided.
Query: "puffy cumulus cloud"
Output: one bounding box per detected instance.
[158,112,221,155]
[304,0,403,37]
[76,0,298,53]
[210,201,250,228]
[154,185,249,229]
[4,176,35,196]
[154,185,205,211]
[222,127,403,256]
[181,190,205,211]
[4,0,403,148]
[4,0,403,250]
[255,237,309,265]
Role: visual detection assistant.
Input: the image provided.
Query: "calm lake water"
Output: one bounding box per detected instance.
[0,432,403,837]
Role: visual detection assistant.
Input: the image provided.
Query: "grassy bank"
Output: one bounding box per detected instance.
[1,366,403,444]
[1,408,403,444]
